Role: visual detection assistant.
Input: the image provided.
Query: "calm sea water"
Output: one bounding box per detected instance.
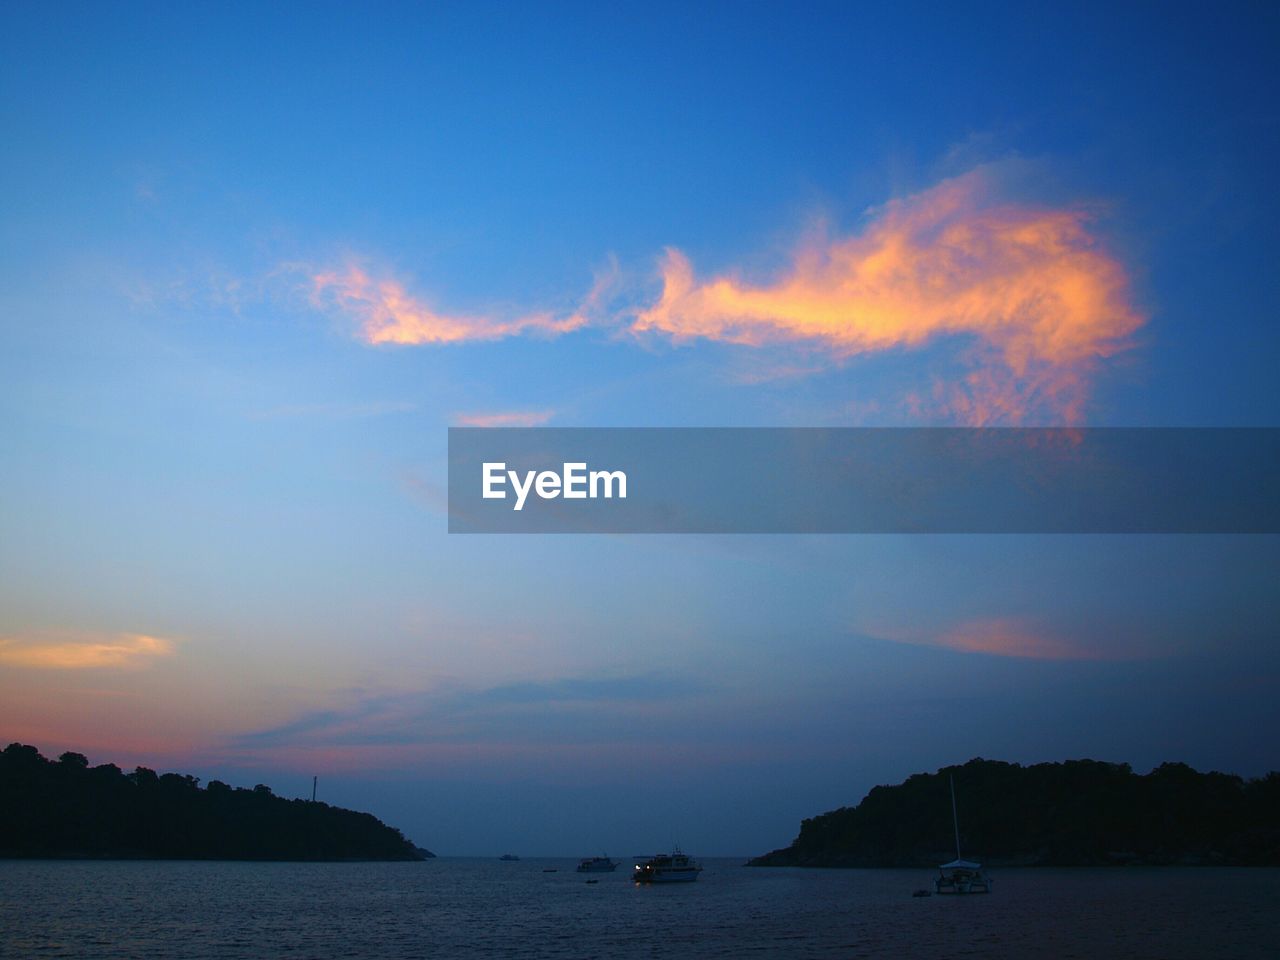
[2,859,1277,959]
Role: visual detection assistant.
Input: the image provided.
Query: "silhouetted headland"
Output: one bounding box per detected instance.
[749,758,1280,868]
[0,743,430,861]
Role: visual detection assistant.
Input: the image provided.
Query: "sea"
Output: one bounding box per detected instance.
[2,858,1277,959]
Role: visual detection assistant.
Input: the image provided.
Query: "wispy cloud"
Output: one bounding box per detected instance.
[399,470,448,513]
[932,619,1101,660]
[298,169,1141,423]
[454,409,555,428]
[311,259,618,346]
[0,633,176,670]
[632,169,1144,423]
[235,673,703,750]
[470,674,701,705]
[868,616,1153,662]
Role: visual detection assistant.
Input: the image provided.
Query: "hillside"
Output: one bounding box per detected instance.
[749,758,1280,868]
[0,743,427,861]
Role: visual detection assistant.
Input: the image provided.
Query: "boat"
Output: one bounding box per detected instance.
[934,774,991,895]
[633,848,702,883]
[498,854,520,861]
[575,855,618,873]
[935,858,990,894]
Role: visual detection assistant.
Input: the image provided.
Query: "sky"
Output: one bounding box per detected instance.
[1,2,1278,855]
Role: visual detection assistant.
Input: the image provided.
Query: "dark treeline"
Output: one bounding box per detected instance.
[750,758,1280,868]
[0,743,426,861]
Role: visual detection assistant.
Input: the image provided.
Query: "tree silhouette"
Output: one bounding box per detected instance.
[750,757,1280,867]
[0,743,425,861]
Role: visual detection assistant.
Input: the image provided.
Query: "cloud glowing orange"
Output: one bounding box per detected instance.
[0,633,175,669]
[313,265,603,346]
[932,619,1096,660]
[633,170,1144,423]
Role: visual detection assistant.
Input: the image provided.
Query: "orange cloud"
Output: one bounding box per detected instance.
[859,613,1163,662]
[632,170,1144,423]
[454,410,555,427]
[932,619,1096,660]
[312,261,616,346]
[0,632,176,669]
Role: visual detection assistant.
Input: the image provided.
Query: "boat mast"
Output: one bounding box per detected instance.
[950,774,962,861]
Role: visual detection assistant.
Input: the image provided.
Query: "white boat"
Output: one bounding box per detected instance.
[934,775,991,895]
[633,849,702,883]
[935,858,991,894]
[576,855,618,873]
[498,853,520,861]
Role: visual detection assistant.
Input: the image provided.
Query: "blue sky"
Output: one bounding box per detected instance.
[1,2,1277,854]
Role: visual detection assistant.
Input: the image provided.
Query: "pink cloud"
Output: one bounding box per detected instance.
[305,171,1143,424]
[453,409,555,428]
[932,618,1098,660]
[0,632,176,670]
[632,169,1144,423]
[312,260,617,346]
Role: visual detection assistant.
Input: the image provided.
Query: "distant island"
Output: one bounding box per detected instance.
[0,743,431,861]
[750,758,1280,868]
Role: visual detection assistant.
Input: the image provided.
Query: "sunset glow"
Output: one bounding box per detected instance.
[312,265,598,346]
[2,2,1276,863]
[0,633,176,670]
[633,172,1144,423]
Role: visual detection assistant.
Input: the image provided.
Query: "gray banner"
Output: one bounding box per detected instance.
[447,428,1280,534]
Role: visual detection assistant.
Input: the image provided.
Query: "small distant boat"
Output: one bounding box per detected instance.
[498,854,520,861]
[576,855,618,873]
[633,848,702,883]
[912,889,932,898]
[934,775,991,895]
[584,879,599,884]
[542,868,557,873]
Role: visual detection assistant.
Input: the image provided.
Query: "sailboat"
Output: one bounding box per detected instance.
[934,774,991,894]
